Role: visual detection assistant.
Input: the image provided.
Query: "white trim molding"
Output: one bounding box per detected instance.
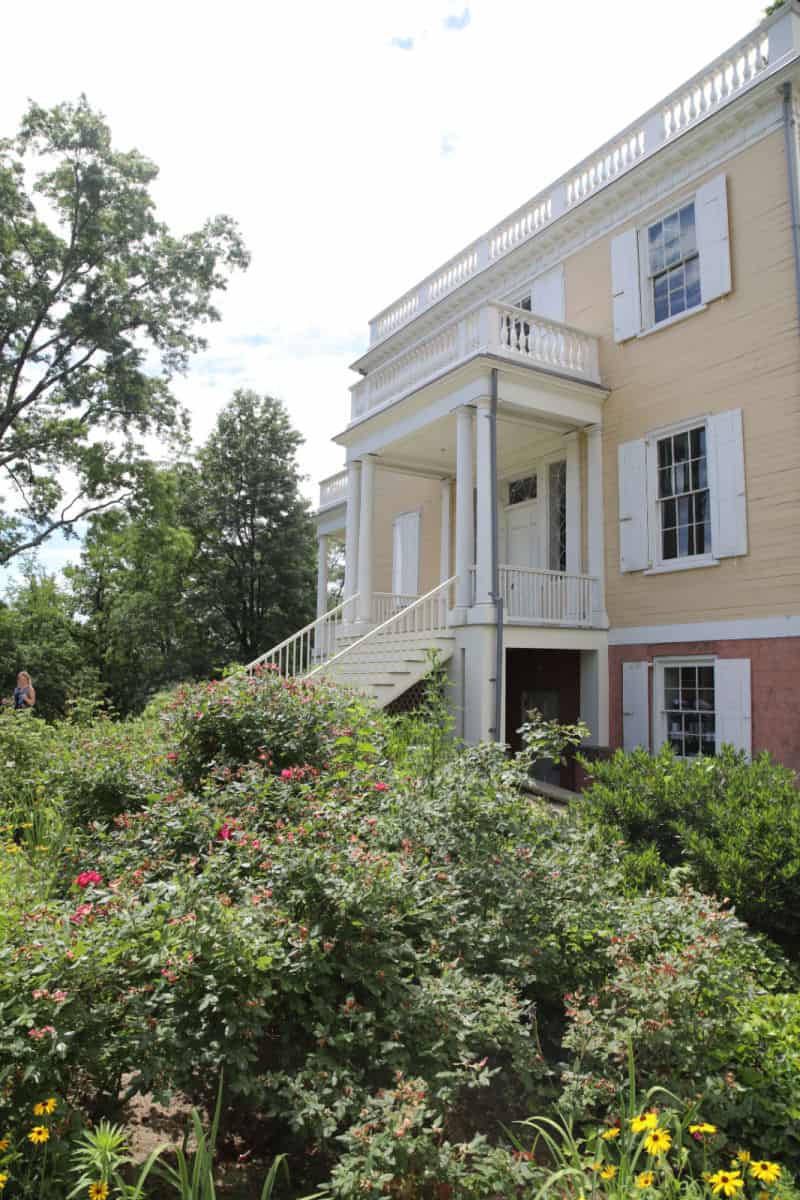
[610,615,800,645]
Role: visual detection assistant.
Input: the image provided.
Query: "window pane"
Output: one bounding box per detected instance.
[662,498,676,528]
[509,475,537,504]
[677,496,691,527]
[663,527,677,559]
[653,274,668,323]
[691,458,707,490]
[677,524,690,556]
[664,666,680,691]
[648,222,664,274]
[685,255,701,308]
[659,467,673,498]
[684,733,700,756]
[674,461,689,494]
[664,212,681,266]
[673,432,689,462]
[658,438,673,468]
[698,666,714,689]
[680,203,696,256]
[690,427,706,457]
[548,460,567,572]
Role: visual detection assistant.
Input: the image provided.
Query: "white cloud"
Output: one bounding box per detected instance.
[0,0,765,519]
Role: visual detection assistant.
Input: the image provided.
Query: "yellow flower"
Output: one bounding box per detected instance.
[42,1098,56,1114]
[689,1122,717,1135]
[644,1128,672,1156]
[630,1112,658,1133]
[0,1138,8,1152]
[600,1165,617,1180]
[636,1172,655,1189]
[88,1184,109,1200]
[709,1170,744,1197]
[750,1162,781,1185]
[27,1126,49,1145]
[0,1172,7,1191]
[600,1127,621,1141]
[735,1152,752,1165]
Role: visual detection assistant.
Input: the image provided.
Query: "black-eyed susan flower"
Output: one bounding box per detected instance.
[27,1127,49,1145]
[644,1128,672,1156]
[630,1112,658,1133]
[735,1152,752,1165]
[600,1165,616,1180]
[709,1169,744,1196]
[33,1097,56,1116]
[636,1172,655,1189]
[0,1172,7,1191]
[0,1138,8,1152]
[88,1184,109,1200]
[689,1122,717,1135]
[600,1127,620,1141]
[750,1162,781,1184]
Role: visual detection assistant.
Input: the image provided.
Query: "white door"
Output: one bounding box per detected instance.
[505,501,539,567]
[392,511,420,596]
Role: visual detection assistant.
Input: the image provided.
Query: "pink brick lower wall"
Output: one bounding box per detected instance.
[609,637,800,773]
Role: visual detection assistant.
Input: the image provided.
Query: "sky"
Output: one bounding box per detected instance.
[0,0,768,578]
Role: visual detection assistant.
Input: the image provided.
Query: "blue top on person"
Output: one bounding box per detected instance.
[13,671,36,711]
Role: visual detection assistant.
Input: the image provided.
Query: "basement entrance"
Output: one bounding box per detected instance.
[505,648,580,789]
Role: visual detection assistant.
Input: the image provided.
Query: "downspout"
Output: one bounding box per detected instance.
[782,82,800,326]
[489,367,504,742]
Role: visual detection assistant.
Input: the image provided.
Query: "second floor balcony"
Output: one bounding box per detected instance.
[350,302,602,424]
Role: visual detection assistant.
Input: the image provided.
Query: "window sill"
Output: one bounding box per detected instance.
[644,556,719,576]
[637,304,707,339]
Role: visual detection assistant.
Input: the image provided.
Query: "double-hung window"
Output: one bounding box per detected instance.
[622,657,751,758]
[663,661,716,758]
[646,202,702,326]
[617,409,746,575]
[656,424,710,561]
[611,173,731,342]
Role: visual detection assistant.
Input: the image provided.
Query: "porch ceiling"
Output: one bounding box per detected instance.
[372,405,576,478]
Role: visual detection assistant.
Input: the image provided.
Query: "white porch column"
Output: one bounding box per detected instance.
[439,478,452,584]
[316,533,329,620]
[356,455,376,624]
[343,460,361,617]
[565,431,581,575]
[454,407,474,612]
[473,398,494,613]
[586,424,608,627]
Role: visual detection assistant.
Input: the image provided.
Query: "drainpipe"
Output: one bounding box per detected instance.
[489,367,504,742]
[782,82,800,327]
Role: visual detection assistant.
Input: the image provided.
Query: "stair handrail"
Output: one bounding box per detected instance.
[307,577,456,680]
[242,594,359,677]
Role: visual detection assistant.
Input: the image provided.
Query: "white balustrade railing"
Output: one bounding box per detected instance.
[308,578,454,680]
[366,8,797,348]
[244,595,358,678]
[319,470,348,509]
[371,592,417,624]
[469,565,597,626]
[494,304,601,382]
[351,302,601,420]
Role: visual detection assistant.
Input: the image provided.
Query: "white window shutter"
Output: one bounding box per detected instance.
[708,409,747,559]
[393,512,420,595]
[617,439,649,572]
[715,658,751,756]
[532,264,565,323]
[696,173,732,304]
[622,661,650,752]
[611,229,641,342]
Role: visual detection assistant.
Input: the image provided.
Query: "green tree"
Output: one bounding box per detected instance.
[0,96,249,564]
[0,566,98,718]
[66,467,201,713]
[184,390,316,664]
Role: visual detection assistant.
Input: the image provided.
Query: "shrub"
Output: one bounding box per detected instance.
[574,747,800,945]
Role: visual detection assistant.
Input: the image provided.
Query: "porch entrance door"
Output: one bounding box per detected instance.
[392,511,420,598]
[520,687,560,785]
[505,501,539,567]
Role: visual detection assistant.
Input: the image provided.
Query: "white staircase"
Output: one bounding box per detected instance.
[246,579,456,707]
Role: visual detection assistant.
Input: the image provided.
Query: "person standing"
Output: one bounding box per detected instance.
[13,671,36,711]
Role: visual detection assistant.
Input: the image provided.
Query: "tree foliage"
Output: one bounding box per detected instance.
[0,96,249,563]
[183,389,316,665]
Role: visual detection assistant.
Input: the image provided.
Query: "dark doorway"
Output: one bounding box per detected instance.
[505,649,580,788]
